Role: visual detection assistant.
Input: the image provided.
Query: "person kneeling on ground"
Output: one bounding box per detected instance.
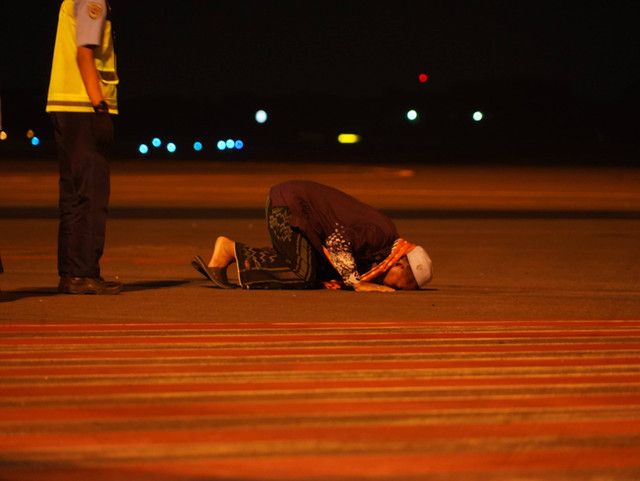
[192,180,433,291]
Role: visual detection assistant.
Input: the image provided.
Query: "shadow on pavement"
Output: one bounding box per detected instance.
[0,280,192,302]
[0,288,59,303]
[122,280,192,292]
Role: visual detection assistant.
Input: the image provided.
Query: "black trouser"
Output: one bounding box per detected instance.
[51,112,113,278]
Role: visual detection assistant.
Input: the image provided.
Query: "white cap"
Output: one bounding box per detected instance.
[406,246,433,288]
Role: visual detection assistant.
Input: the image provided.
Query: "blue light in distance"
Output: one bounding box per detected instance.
[406,109,418,121]
[152,137,162,148]
[226,139,235,149]
[234,140,244,150]
[193,141,203,151]
[217,140,226,150]
[255,110,267,124]
[167,142,177,153]
[139,144,149,154]
[473,111,483,121]
[31,137,40,146]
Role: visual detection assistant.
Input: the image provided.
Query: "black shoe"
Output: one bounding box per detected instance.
[58,275,122,295]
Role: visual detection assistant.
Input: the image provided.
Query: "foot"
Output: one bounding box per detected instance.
[192,255,237,289]
[208,236,236,268]
[58,275,122,295]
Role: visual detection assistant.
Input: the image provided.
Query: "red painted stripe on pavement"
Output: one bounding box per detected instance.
[3,448,640,481]
[1,419,639,450]
[2,373,637,397]
[2,330,640,346]
[1,356,639,377]
[3,394,640,423]
[2,319,639,332]
[2,343,639,362]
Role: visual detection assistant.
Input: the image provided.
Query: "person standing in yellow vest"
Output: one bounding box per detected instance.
[47,0,122,294]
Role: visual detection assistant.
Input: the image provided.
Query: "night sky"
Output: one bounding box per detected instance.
[2,1,637,99]
[1,1,639,155]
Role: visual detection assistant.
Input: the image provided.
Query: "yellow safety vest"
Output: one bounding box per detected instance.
[46,0,118,114]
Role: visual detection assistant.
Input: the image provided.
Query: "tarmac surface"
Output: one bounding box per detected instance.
[1,157,639,481]
[1,158,639,320]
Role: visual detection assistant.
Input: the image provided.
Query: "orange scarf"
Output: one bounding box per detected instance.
[322,238,416,289]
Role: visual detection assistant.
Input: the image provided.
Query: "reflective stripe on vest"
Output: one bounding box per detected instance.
[46,0,119,114]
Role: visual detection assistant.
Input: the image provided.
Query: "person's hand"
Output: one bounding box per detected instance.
[92,111,114,152]
[353,281,395,292]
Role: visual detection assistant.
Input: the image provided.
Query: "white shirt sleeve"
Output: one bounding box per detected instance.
[74,0,107,47]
